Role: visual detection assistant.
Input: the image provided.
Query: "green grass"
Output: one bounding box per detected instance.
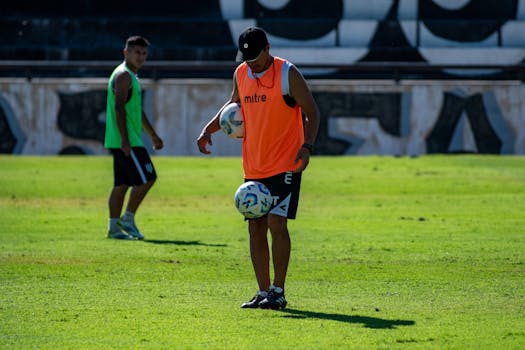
[0,155,524,349]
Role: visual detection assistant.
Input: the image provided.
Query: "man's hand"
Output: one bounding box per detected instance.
[197,132,213,154]
[293,146,311,173]
[152,134,164,150]
[121,138,131,156]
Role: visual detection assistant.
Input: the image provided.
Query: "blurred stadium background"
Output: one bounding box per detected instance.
[1,0,524,156]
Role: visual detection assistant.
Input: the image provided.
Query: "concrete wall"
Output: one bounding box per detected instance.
[0,78,524,155]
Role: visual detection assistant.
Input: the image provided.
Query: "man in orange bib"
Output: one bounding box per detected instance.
[197,27,319,309]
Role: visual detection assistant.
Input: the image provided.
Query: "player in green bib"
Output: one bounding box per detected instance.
[104,36,163,240]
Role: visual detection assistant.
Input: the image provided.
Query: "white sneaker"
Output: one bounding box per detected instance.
[107,228,134,240]
[117,219,144,240]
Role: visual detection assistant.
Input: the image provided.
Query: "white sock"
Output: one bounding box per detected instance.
[257,290,268,297]
[108,218,119,231]
[121,211,135,222]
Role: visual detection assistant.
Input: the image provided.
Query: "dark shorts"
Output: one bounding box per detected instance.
[245,171,302,219]
[110,147,157,187]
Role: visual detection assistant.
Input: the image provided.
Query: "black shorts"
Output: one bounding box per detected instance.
[110,147,157,186]
[245,171,302,220]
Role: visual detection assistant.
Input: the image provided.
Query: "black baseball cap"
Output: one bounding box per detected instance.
[236,27,269,62]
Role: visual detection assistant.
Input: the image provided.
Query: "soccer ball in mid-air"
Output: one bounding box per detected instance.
[219,102,244,139]
[234,181,273,219]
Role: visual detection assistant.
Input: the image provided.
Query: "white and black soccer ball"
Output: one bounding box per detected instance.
[219,102,244,139]
[234,181,273,219]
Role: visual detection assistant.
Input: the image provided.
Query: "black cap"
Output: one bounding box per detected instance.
[236,27,268,62]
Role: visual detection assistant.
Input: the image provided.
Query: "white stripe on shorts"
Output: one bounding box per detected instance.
[130,149,147,184]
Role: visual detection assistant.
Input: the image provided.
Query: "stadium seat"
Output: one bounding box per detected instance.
[1,0,524,78]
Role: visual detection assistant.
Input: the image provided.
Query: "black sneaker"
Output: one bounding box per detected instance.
[241,292,267,308]
[259,289,287,310]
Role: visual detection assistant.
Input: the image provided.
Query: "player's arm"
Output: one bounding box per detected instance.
[197,71,241,154]
[114,71,132,155]
[141,110,164,150]
[289,65,320,172]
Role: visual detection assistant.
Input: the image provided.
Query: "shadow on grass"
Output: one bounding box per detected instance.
[280,308,415,329]
[142,239,227,247]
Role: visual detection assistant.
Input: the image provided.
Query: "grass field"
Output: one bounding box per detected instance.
[0,155,524,349]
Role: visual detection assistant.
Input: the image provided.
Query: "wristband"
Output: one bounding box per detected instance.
[302,143,314,153]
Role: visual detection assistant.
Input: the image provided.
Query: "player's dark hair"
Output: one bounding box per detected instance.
[126,36,150,48]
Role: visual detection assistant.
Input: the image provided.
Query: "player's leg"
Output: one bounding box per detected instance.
[118,147,158,240]
[119,180,153,238]
[107,184,133,239]
[268,214,290,290]
[241,217,271,308]
[259,171,301,309]
[257,214,290,310]
[109,184,128,218]
[125,179,155,214]
[248,217,271,291]
[107,149,133,239]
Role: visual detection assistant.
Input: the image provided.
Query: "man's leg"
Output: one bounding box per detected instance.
[268,214,290,290]
[118,180,155,240]
[248,217,271,292]
[109,185,128,219]
[107,185,133,239]
[257,214,290,309]
[125,179,155,214]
